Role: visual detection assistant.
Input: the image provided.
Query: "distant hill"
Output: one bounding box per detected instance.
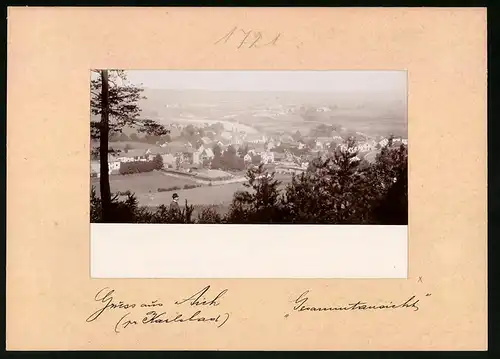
[90,88,407,138]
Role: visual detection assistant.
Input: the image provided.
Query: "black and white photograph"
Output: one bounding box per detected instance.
[90,70,408,225]
[90,70,408,278]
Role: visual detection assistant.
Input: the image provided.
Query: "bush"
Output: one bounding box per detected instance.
[197,205,223,224]
[119,160,156,175]
[91,187,195,224]
[116,190,132,196]
[158,186,181,192]
[183,184,199,190]
[92,138,408,225]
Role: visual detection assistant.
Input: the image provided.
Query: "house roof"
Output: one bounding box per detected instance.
[147,147,171,155]
[116,149,146,158]
[317,137,333,142]
[280,134,294,143]
[246,133,264,141]
[203,148,214,157]
[169,139,191,146]
[252,144,266,152]
[165,140,193,153]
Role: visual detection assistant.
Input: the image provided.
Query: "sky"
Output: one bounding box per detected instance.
[120,70,407,94]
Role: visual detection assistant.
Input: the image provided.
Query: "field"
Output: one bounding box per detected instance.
[135,182,247,207]
[91,171,200,195]
[91,170,296,210]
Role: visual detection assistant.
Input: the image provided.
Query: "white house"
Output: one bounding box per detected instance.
[203,148,215,160]
[161,153,176,167]
[266,142,276,151]
[357,142,373,152]
[90,160,120,177]
[379,138,389,147]
[339,144,359,154]
[220,131,233,141]
[115,149,148,162]
[193,145,205,165]
[243,153,252,163]
[200,136,212,145]
[260,151,275,164]
[109,161,121,173]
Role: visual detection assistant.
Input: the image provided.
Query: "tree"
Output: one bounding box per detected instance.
[161,134,172,143]
[90,147,99,160]
[197,205,222,224]
[211,144,223,169]
[213,144,222,158]
[251,154,262,165]
[124,143,132,153]
[184,124,196,137]
[304,138,316,149]
[153,154,164,170]
[292,130,302,142]
[90,70,169,221]
[226,164,284,223]
[145,134,160,144]
[238,144,249,157]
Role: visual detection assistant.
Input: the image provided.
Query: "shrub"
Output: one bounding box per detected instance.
[183,184,199,190]
[92,138,408,225]
[158,186,181,192]
[197,205,223,224]
[116,190,131,196]
[119,160,156,175]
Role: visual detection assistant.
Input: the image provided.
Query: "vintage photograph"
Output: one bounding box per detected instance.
[90,70,408,225]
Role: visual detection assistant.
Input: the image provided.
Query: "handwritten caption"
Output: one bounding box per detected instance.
[286,290,432,316]
[215,26,282,49]
[86,286,230,333]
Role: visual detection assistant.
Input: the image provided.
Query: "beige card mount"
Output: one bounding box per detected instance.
[6,7,487,351]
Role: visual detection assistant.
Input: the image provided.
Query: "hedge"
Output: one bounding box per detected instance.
[119,160,156,175]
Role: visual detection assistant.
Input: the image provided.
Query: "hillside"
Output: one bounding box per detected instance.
[91,88,407,138]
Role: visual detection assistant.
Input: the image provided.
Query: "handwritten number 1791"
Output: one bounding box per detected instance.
[215,27,281,49]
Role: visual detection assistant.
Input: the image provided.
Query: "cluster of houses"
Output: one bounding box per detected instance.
[90,128,408,177]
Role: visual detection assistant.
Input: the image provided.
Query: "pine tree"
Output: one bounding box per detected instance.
[90,70,169,221]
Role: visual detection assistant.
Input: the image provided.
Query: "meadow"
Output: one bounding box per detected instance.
[91,170,295,209]
[91,171,200,196]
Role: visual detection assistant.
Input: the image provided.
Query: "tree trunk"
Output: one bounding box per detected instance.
[99,70,112,222]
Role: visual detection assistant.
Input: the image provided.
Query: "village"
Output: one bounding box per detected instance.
[91,122,408,179]
[90,116,408,213]
[89,86,409,214]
